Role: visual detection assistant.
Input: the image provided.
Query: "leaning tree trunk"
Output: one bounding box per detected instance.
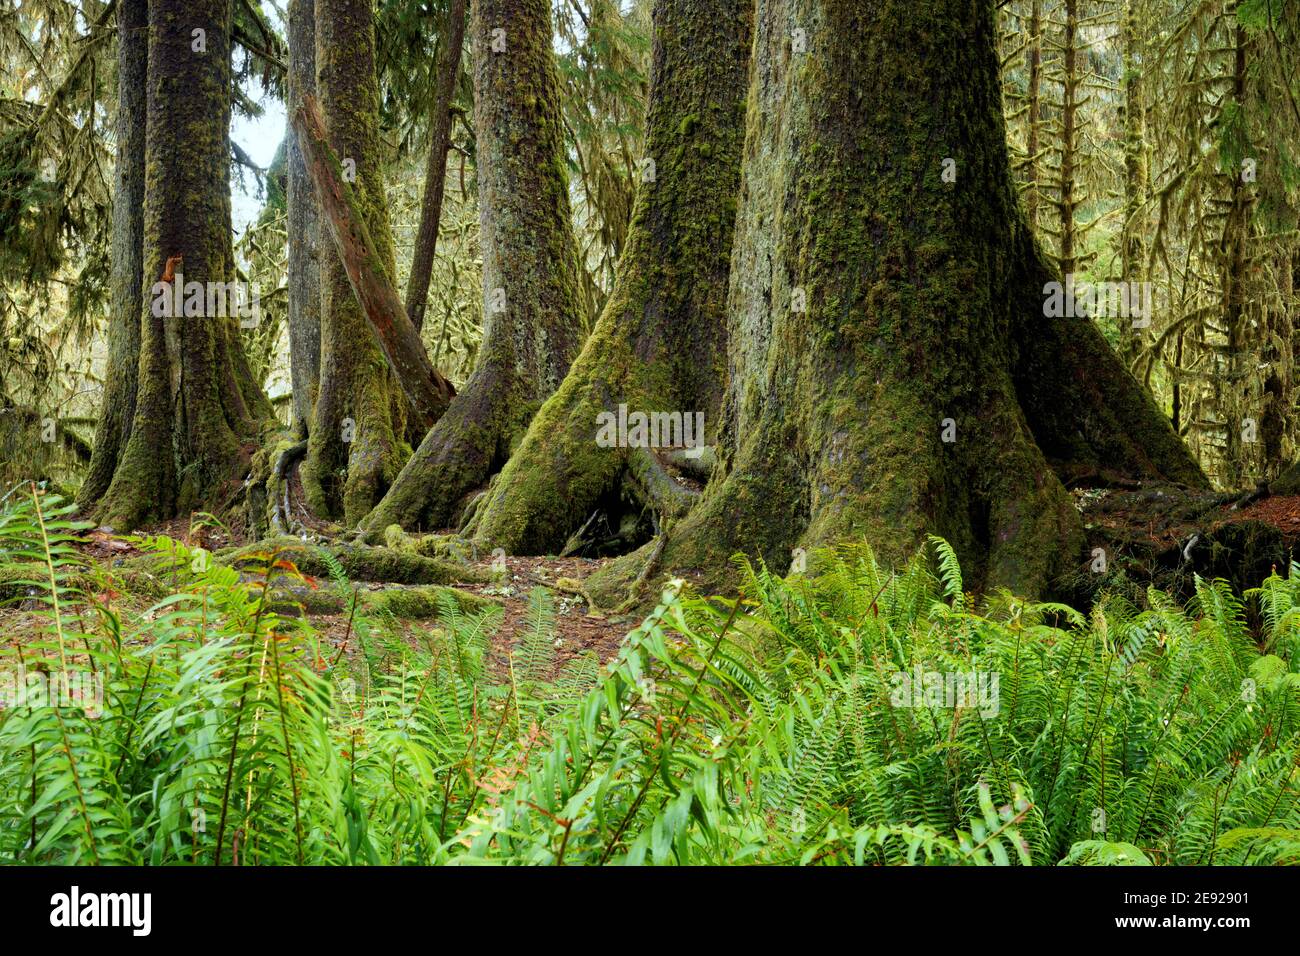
[97,0,272,530]
[358,0,587,536]
[467,0,752,553]
[301,0,408,524]
[79,0,147,506]
[286,0,321,439]
[578,0,1206,603]
[404,0,467,333]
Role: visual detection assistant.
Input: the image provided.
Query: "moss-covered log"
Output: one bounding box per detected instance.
[218,536,488,585]
[462,0,751,553]
[585,0,1207,603]
[357,0,588,536]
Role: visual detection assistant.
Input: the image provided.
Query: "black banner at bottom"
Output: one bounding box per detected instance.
[0,865,1285,943]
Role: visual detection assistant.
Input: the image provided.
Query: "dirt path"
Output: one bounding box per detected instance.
[43,522,637,680]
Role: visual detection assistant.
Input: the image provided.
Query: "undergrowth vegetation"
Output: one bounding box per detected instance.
[1,485,1298,865]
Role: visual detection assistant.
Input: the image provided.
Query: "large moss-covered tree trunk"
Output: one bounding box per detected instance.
[286,0,321,439]
[579,0,1206,602]
[97,0,272,530]
[358,0,587,535]
[80,0,148,506]
[301,0,407,524]
[466,0,752,552]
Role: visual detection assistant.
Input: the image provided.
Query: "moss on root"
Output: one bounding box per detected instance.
[217,536,488,585]
[365,584,496,619]
[469,0,751,555]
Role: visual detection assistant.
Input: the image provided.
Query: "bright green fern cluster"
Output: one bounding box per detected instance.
[1,488,1296,865]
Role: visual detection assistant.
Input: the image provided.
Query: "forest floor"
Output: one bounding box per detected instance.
[19,517,636,681]
[8,484,1300,678]
[1075,485,1300,599]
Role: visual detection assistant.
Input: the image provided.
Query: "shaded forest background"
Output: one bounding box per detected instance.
[5,0,1298,487]
[2,0,1300,870]
[2,0,1299,607]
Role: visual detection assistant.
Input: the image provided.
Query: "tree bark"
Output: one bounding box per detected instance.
[80,0,148,507]
[97,0,272,530]
[577,0,1206,603]
[404,0,467,333]
[301,0,419,524]
[467,0,752,553]
[291,93,456,430]
[1116,0,1147,372]
[1023,0,1042,229]
[358,0,588,536]
[286,0,321,439]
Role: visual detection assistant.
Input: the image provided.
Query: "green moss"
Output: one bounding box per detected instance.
[221,536,487,585]
[365,585,496,619]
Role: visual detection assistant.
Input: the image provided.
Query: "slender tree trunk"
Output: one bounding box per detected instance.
[291,93,456,430]
[98,0,272,529]
[404,0,467,333]
[468,0,752,553]
[1117,0,1147,370]
[1057,0,1079,274]
[358,0,588,535]
[576,0,1204,604]
[80,0,147,507]
[1024,0,1042,229]
[1260,249,1291,478]
[1222,23,1251,488]
[286,0,321,439]
[301,0,408,524]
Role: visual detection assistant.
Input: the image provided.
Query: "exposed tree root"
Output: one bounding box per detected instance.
[218,536,488,585]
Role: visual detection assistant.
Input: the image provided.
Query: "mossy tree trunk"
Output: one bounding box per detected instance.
[1023,0,1042,230]
[97,0,272,530]
[80,0,147,506]
[1117,0,1148,372]
[286,0,321,439]
[578,0,1206,602]
[466,0,752,553]
[405,0,467,333]
[358,0,587,535]
[301,0,408,525]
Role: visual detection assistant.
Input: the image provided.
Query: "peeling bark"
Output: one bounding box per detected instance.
[291,93,456,430]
